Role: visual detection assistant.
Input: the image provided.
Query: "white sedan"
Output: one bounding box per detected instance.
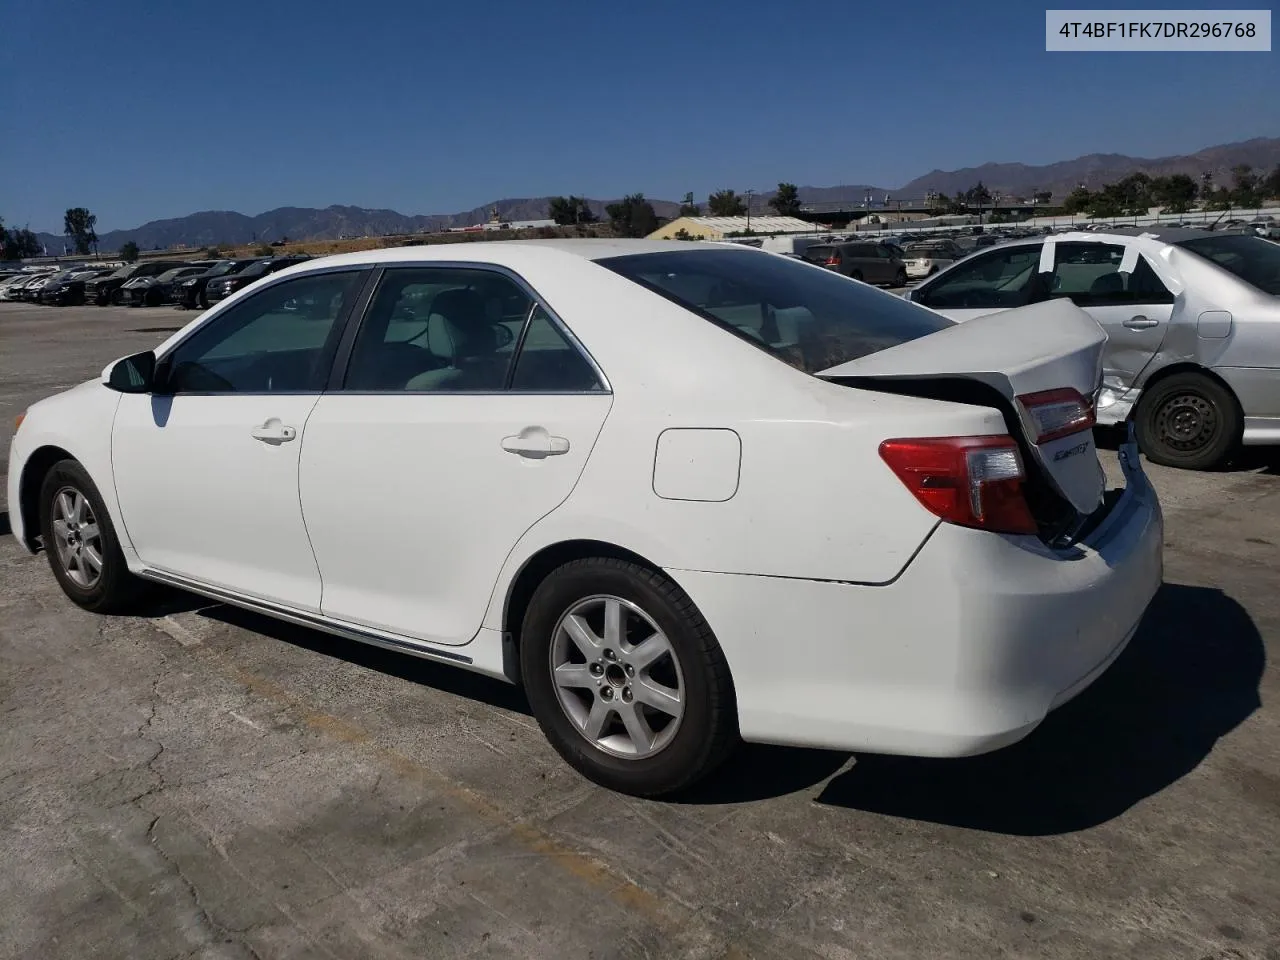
[8,240,1163,796]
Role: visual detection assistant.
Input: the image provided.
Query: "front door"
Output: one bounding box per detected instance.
[111,269,367,610]
[299,266,612,645]
[911,243,1045,322]
[1046,241,1175,395]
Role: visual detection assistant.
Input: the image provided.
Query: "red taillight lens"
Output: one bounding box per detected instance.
[824,256,840,265]
[879,436,1037,534]
[1017,388,1095,444]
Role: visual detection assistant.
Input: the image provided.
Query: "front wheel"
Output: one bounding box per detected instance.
[520,558,737,796]
[1134,372,1241,470]
[894,269,908,287]
[38,459,148,613]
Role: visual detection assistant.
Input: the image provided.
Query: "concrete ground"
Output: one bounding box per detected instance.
[2,301,1278,960]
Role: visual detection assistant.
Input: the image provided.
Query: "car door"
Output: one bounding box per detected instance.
[1046,241,1175,395]
[911,243,1045,321]
[299,265,612,646]
[111,268,368,610]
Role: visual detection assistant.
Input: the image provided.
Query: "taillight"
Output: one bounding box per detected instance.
[1017,388,1095,444]
[879,436,1037,534]
[824,256,840,265]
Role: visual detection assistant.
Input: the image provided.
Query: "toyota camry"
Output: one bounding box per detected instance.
[8,239,1163,796]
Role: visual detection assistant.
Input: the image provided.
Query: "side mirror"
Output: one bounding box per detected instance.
[494,324,515,348]
[105,351,156,393]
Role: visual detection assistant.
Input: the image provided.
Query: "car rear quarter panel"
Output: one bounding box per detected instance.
[480,255,1009,629]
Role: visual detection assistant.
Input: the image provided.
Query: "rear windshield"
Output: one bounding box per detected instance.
[1175,234,1280,295]
[597,248,952,373]
[802,245,836,262]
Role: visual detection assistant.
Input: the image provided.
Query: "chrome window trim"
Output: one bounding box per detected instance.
[337,260,613,396]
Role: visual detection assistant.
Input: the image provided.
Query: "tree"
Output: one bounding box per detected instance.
[678,192,700,217]
[769,182,802,217]
[120,241,140,262]
[1033,190,1053,205]
[707,189,746,217]
[548,196,596,225]
[1264,164,1280,200]
[1150,174,1197,214]
[1229,165,1262,208]
[927,191,950,212]
[605,193,659,238]
[671,227,699,240]
[1061,186,1094,214]
[963,182,993,208]
[1204,187,1233,212]
[64,207,98,255]
[1,217,43,260]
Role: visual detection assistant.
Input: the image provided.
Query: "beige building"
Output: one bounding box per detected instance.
[647,215,822,240]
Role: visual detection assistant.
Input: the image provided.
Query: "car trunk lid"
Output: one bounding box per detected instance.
[818,298,1106,517]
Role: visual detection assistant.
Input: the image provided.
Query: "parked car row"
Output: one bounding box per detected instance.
[0,256,313,309]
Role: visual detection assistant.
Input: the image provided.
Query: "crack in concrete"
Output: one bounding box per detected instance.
[145,814,269,960]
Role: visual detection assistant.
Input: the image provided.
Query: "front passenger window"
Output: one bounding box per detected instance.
[914,246,1043,310]
[162,271,363,393]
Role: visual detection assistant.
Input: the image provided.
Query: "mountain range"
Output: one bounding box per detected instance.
[31,137,1280,254]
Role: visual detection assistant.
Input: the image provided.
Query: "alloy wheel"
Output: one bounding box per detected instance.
[549,595,685,759]
[50,486,104,589]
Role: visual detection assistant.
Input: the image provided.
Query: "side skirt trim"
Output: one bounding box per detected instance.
[137,568,475,666]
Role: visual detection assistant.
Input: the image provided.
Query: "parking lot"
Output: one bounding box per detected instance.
[2,301,1278,960]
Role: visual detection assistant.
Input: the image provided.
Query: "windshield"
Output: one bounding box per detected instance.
[239,260,273,278]
[597,248,952,373]
[1175,234,1280,295]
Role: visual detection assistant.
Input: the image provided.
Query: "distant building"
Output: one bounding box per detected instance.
[647,215,825,240]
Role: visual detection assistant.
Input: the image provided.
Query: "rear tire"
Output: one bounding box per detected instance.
[38,459,148,613]
[850,270,864,282]
[1134,371,1240,470]
[520,557,737,796]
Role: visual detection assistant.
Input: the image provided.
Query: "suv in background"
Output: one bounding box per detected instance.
[85,261,191,305]
[173,258,263,309]
[801,242,907,286]
[205,255,311,303]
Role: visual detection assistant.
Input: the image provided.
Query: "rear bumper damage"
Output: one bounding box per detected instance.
[670,437,1163,757]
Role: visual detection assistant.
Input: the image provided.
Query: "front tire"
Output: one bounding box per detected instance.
[1134,372,1240,470]
[894,269,908,286]
[38,460,146,613]
[520,557,737,796]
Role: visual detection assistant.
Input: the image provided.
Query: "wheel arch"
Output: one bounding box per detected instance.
[18,444,76,551]
[501,539,665,656]
[1132,362,1242,421]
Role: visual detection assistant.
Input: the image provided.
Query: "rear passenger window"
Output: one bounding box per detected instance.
[1050,243,1174,306]
[511,307,604,392]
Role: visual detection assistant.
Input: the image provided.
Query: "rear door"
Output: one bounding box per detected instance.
[1047,241,1174,395]
[911,243,1045,322]
[299,265,612,646]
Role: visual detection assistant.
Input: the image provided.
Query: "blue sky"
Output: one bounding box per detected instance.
[2,0,1276,232]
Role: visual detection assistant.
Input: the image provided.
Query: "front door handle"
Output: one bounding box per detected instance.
[250,419,297,444]
[1123,315,1159,329]
[502,426,569,459]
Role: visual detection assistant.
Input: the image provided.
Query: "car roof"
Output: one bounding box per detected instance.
[275,238,745,275]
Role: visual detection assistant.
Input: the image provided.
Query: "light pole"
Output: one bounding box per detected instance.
[745,189,754,232]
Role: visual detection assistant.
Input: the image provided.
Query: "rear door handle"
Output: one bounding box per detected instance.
[502,427,569,459]
[1123,316,1158,329]
[250,419,297,443]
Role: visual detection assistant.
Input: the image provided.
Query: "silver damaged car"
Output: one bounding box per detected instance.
[907,228,1280,469]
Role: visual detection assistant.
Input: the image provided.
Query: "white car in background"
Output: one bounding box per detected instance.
[903,239,964,279]
[907,228,1280,469]
[9,240,1162,796]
